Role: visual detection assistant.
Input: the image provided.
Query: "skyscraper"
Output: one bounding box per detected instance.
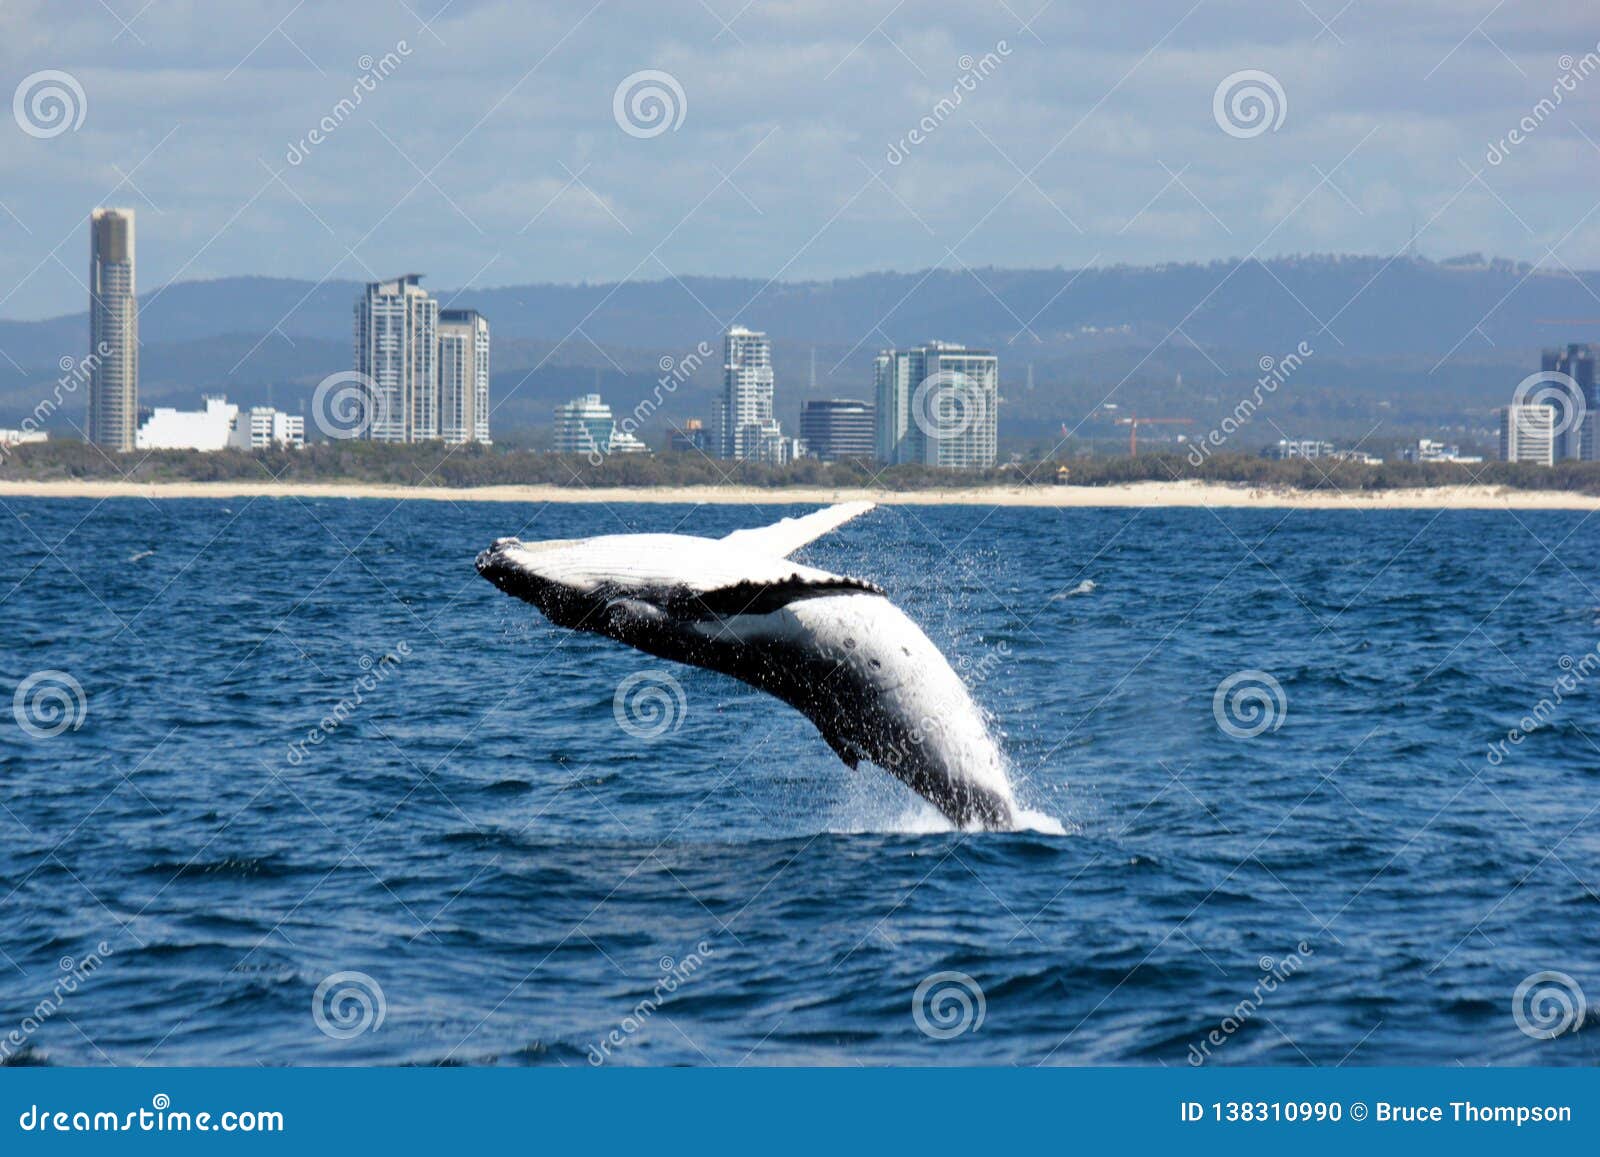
[874,341,997,468]
[720,326,789,461]
[438,308,491,445]
[355,274,438,442]
[88,208,138,451]
[800,399,875,462]
[1540,343,1596,460]
[1500,404,1555,465]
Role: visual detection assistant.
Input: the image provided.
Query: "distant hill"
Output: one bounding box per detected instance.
[4,255,1596,447]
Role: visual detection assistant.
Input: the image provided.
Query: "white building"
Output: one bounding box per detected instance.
[1500,405,1555,465]
[720,326,796,461]
[1402,438,1483,464]
[136,396,239,451]
[133,397,305,452]
[874,341,998,468]
[1263,439,1336,460]
[554,394,650,457]
[438,308,490,445]
[229,406,305,450]
[355,274,438,442]
[0,429,48,447]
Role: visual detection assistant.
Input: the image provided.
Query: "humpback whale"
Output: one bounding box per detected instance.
[475,502,1023,830]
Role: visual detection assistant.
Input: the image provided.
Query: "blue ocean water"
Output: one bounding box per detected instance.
[1,497,1597,1067]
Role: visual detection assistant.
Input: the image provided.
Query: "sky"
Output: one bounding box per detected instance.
[3,0,1599,319]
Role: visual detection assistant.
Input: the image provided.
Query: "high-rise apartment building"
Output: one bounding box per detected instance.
[719,326,787,461]
[1540,343,1596,460]
[88,208,138,451]
[355,274,438,442]
[1500,404,1555,465]
[874,341,997,468]
[800,399,875,462]
[438,308,491,445]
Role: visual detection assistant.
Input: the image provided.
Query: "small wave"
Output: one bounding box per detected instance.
[140,855,286,880]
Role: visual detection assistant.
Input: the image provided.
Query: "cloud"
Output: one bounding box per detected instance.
[1,0,1597,318]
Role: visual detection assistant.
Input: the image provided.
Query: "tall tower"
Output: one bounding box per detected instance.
[1540,343,1597,460]
[720,326,777,460]
[355,274,438,442]
[88,208,138,451]
[438,309,491,444]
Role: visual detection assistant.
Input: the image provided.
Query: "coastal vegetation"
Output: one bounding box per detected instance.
[7,440,1600,494]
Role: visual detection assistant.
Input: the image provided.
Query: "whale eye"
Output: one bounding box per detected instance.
[843,637,856,649]
[869,658,882,669]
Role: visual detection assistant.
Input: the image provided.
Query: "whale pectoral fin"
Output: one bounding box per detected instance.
[719,501,875,558]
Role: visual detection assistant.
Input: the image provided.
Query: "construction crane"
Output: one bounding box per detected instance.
[1114,415,1193,457]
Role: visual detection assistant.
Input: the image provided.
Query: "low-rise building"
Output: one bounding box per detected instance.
[230,406,306,450]
[1262,439,1335,460]
[554,394,651,458]
[667,418,712,455]
[135,396,239,451]
[0,429,48,447]
[800,398,875,462]
[1402,438,1482,464]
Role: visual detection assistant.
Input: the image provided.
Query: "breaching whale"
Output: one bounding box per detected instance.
[475,502,1023,830]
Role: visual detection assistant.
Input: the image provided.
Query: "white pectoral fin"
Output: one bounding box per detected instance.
[719,501,875,558]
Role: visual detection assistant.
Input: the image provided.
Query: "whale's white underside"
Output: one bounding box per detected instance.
[476,502,1027,830]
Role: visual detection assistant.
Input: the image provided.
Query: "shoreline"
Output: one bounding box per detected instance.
[3,478,1600,509]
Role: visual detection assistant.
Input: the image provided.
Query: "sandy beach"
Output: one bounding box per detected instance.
[3,478,1599,509]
